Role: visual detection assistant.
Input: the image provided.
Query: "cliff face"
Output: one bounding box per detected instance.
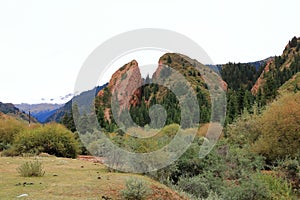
[152,60,163,81]
[251,60,272,95]
[97,60,143,118]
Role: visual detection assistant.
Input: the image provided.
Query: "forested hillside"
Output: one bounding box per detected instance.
[252,36,300,102]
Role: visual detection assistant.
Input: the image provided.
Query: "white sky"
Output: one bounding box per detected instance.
[0,0,299,104]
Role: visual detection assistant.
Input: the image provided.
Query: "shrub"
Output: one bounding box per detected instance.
[177,176,210,199]
[256,173,293,199]
[0,116,25,147]
[2,146,19,157]
[222,175,270,200]
[224,145,265,180]
[274,158,300,191]
[0,143,11,151]
[13,123,79,158]
[225,112,262,147]
[281,158,299,177]
[290,36,298,48]
[252,93,300,162]
[221,172,294,200]
[173,141,225,181]
[121,178,151,200]
[201,191,222,200]
[17,160,45,177]
[121,73,127,80]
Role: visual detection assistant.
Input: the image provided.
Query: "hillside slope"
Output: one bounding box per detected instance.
[0,101,37,123]
[251,36,300,99]
[278,72,300,94]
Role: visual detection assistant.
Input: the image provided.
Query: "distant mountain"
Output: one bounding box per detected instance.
[45,84,108,123]
[15,103,63,123]
[0,101,37,123]
[44,100,72,123]
[247,57,274,71]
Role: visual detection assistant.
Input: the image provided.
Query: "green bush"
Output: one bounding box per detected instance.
[274,158,300,192]
[177,171,224,199]
[256,173,293,200]
[0,142,11,151]
[2,146,19,156]
[13,123,79,158]
[281,158,299,177]
[252,93,300,162]
[173,141,226,182]
[222,175,270,200]
[17,160,45,177]
[177,176,210,199]
[225,113,262,147]
[0,116,25,147]
[221,172,294,200]
[201,191,222,200]
[224,145,265,180]
[121,178,151,200]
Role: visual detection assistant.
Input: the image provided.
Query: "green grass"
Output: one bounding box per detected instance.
[0,156,186,200]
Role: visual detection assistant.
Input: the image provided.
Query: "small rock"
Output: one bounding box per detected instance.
[102,196,112,200]
[39,152,51,157]
[17,194,28,198]
[57,160,68,165]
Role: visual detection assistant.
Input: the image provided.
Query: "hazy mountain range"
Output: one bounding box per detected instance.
[15,103,63,123]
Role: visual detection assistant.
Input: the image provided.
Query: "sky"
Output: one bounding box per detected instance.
[0,0,299,104]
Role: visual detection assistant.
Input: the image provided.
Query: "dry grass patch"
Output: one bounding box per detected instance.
[0,156,186,200]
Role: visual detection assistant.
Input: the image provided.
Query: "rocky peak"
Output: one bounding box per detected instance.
[98,59,143,111]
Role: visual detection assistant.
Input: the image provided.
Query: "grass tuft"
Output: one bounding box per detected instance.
[17,160,45,177]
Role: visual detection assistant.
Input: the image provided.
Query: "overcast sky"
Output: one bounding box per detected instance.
[0,0,299,104]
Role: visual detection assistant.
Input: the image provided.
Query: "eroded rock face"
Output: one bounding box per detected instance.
[220,78,228,91]
[152,60,164,81]
[98,60,143,112]
[251,60,272,95]
[251,37,300,95]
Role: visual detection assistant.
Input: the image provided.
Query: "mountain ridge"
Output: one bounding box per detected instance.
[0,101,37,123]
[15,103,63,123]
[251,36,300,98]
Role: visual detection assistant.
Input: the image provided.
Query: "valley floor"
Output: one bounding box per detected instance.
[0,156,186,200]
